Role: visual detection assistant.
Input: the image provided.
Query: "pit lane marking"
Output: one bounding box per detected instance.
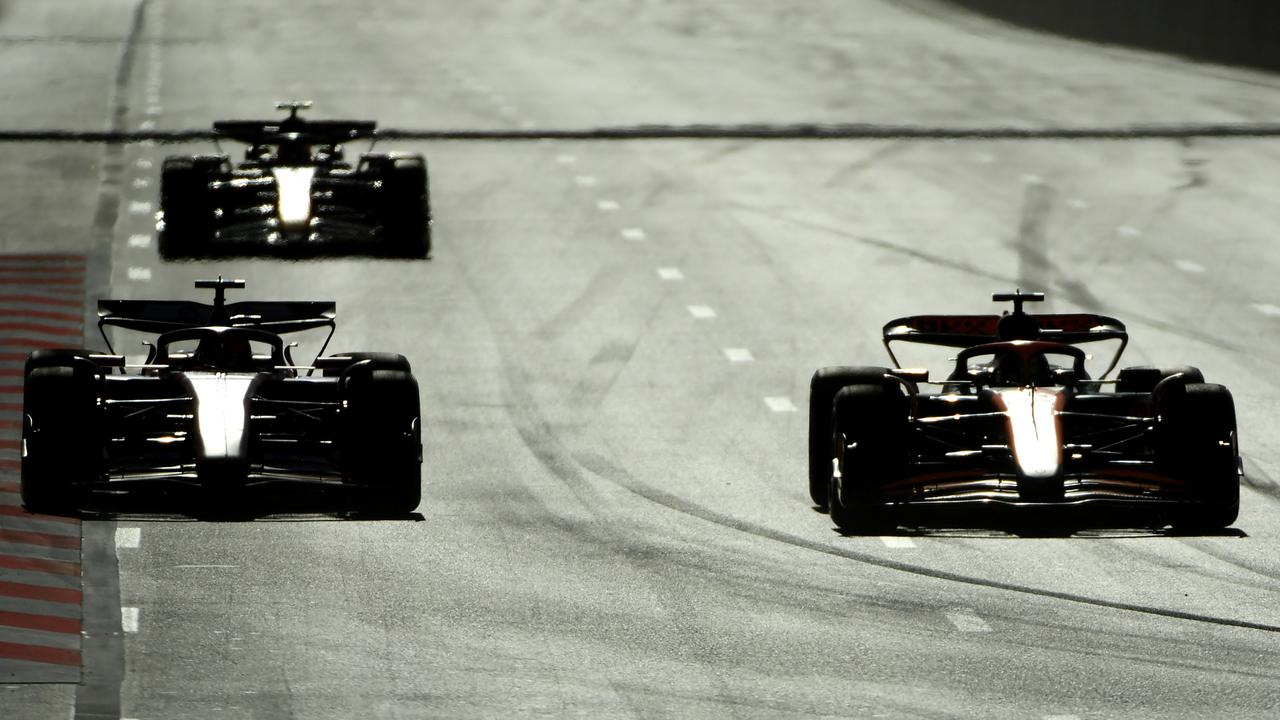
[879,536,916,548]
[127,267,151,282]
[657,267,683,281]
[1174,259,1206,273]
[128,234,151,248]
[944,608,992,632]
[764,397,797,412]
[723,348,754,363]
[121,607,138,633]
[1252,303,1280,317]
[113,528,139,550]
[596,199,621,212]
[621,228,646,241]
[687,305,716,319]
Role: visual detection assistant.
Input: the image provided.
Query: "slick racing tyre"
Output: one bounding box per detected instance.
[1156,382,1239,531]
[21,364,102,515]
[808,366,895,508]
[340,367,422,515]
[320,352,411,377]
[828,383,907,534]
[362,154,430,258]
[1116,365,1204,393]
[159,156,223,259]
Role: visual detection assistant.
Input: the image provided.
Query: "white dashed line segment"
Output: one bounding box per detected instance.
[1174,259,1206,273]
[1066,198,1089,209]
[764,397,797,413]
[127,267,152,281]
[621,228,646,241]
[1252,303,1280,317]
[131,178,150,189]
[114,527,141,550]
[944,609,992,632]
[128,234,152,248]
[574,175,598,187]
[555,154,576,165]
[596,200,620,212]
[1115,225,1142,238]
[879,536,916,548]
[657,267,684,281]
[134,158,153,170]
[122,607,139,633]
[723,348,754,363]
[687,305,717,319]
[128,201,152,215]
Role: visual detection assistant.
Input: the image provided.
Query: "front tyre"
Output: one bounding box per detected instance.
[1158,382,1239,531]
[807,366,894,508]
[828,384,906,534]
[21,365,101,515]
[340,368,422,515]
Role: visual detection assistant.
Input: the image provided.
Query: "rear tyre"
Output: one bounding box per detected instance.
[21,365,101,515]
[364,154,430,258]
[828,384,906,534]
[1116,365,1204,393]
[159,156,221,259]
[340,368,422,515]
[1157,383,1239,531]
[807,367,895,508]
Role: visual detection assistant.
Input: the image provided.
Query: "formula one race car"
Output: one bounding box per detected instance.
[158,102,430,259]
[20,277,422,516]
[809,291,1240,533]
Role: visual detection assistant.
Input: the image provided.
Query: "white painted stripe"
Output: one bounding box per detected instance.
[596,199,620,212]
[121,606,139,633]
[657,267,684,281]
[134,158,153,170]
[975,152,996,164]
[723,348,754,363]
[519,119,536,129]
[172,564,238,569]
[879,536,916,548]
[147,105,163,116]
[138,120,156,131]
[127,267,152,281]
[1116,225,1142,238]
[128,201,152,215]
[139,140,157,147]
[114,527,140,550]
[621,228,646,241]
[574,175,598,187]
[555,154,576,165]
[1252,303,1280,317]
[1066,198,1088,209]
[1020,173,1044,184]
[1174,259,1206,274]
[944,609,992,632]
[764,396,797,412]
[131,177,150,189]
[128,234,152,248]
[1043,716,1081,720]
[687,305,716,319]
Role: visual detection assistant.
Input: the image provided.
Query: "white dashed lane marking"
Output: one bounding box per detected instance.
[574,175,598,187]
[621,228,646,241]
[1020,173,1043,185]
[555,154,576,165]
[879,536,916,548]
[596,200,620,212]
[134,158,153,170]
[1252,303,1280,317]
[127,267,152,281]
[764,396,797,412]
[519,119,537,129]
[114,527,140,550]
[687,305,716,319]
[128,201,152,215]
[723,348,754,363]
[138,120,156,131]
[121,607,139,634]
[944,609,992,632]
[128,234,152,248]
[975,152,996,164]
[131,178,150,189]
[1174,259,1206,273]
[146,105,163,116]
[1115,225,1142,238]
[657,267,684,281]
[1066,198,1088,209]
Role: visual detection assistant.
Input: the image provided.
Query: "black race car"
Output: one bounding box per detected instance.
[809,291,1240,533]
[158,102,430,259]
[21,277,422,515]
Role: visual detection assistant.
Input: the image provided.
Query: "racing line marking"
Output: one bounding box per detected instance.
[128,234,151,248]
[944,609,992,632]
[621,228,646,241]
[1252,303,1280,317]
[763,397,797,412]
[596,200,621,212]
[121,607,139,634]
[879,536,916,549]
[723,348,754,363]
[687,305,717,319]
[657,267,684,281]
[1174,259,1206,273]
[113,528,140,550]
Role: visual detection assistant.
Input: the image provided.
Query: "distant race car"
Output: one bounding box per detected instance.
[21,277,422,515]
[809,291,1240,533]
[158,102,430,259]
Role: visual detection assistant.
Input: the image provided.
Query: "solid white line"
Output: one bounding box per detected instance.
[763,396,797,412]
[128,201,152,215]
[723,348,754,363]
[127,267,152,281]
[114,527,140,550]
[1173,259,1206,273]
[657,267,684,281]
[944,609,992,632]
[687,305,716,319]
[574,175,598,187]
[621,228,646,241]
[121,606,139,633]
[128,234,152,248]
[596,200,620,212]
[555,154,576,165]
[1115,225,1142,238]
[1252,303,1280,317]
[879,536,916,548]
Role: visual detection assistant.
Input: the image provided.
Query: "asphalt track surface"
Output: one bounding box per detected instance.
[4,1,1280,718]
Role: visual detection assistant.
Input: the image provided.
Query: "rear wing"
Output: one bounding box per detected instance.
[212,119,377,146]
[882,313,1129,376]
